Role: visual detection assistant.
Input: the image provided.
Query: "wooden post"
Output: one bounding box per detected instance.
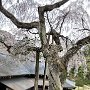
[34,51,40,90]
[43,59,47,90]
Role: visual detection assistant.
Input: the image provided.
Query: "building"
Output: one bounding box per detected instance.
[0,56,75,90]
[63,79,76,90]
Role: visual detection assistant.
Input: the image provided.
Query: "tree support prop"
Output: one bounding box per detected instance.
[34,51,40,90]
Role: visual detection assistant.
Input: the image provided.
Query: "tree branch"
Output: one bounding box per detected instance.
[38,7,47,46]
[0,35,12,53]
[78,28,90,31]
[63,35,90,64]
[38,0,69,52]
[0,41,12,53]
[59,11,69,34]
[28,32,73,44]
[0,1,39,29]
[0,0,69,30]
[11,45,41,55]
[40,0,69,12]
[46,12,53,44]
[0,0,2,5]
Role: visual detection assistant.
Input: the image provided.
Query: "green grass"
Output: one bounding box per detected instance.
[75,85,90,90]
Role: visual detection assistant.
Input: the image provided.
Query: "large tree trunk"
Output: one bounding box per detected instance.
[45,44,66,90]
[48,62,63,90]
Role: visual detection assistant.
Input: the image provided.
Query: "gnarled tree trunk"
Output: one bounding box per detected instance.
[45,45,66,90]
[48,62,63,90]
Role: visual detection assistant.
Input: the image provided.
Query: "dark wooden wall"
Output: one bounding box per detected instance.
[0,82,6,90]
[63,88,72,90]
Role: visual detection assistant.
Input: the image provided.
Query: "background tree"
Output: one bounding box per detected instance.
[83,45,90,85]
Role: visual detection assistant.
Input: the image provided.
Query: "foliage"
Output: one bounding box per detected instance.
[75,66,85,87]
[83,45,90,57]
[69,66,90,86]
[83,45,90,85]
[69,44,90,86]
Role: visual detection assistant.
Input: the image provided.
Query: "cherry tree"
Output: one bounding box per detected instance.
[0,0,90,90]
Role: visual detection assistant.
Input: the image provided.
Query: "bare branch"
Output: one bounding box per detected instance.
[0,0,69,30]
[74,17,90,32]
[46,12,53,44]
[0,40,12,53]
[46,12,53,30]
[38,0,69,51]
[39,0,69,12]
[0,0,2,5]
[0,1,39,29]
[59,11,69,34]
[27,32,72,43]
[74,28,90,31]
[26,46,41,52]
[11,45,41,55]
[82,18,85,29]
[46,12,63,47]
[0,0,69,47]
[63,35,90,64]
[78,28,90,31]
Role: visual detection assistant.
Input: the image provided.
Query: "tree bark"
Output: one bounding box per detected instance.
[45,45,66,90]
[43,59,47,90]
[34,51,40,90]
[48,61,63,90]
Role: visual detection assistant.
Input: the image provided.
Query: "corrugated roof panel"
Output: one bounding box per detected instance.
[0,53,45,76]
[62,79,75,89]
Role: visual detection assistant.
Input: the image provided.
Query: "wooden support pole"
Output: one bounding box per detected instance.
[34,51,40,90]
[43,59,47,90]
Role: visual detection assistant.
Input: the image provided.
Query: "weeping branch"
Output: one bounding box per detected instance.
[63,35,90,65]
